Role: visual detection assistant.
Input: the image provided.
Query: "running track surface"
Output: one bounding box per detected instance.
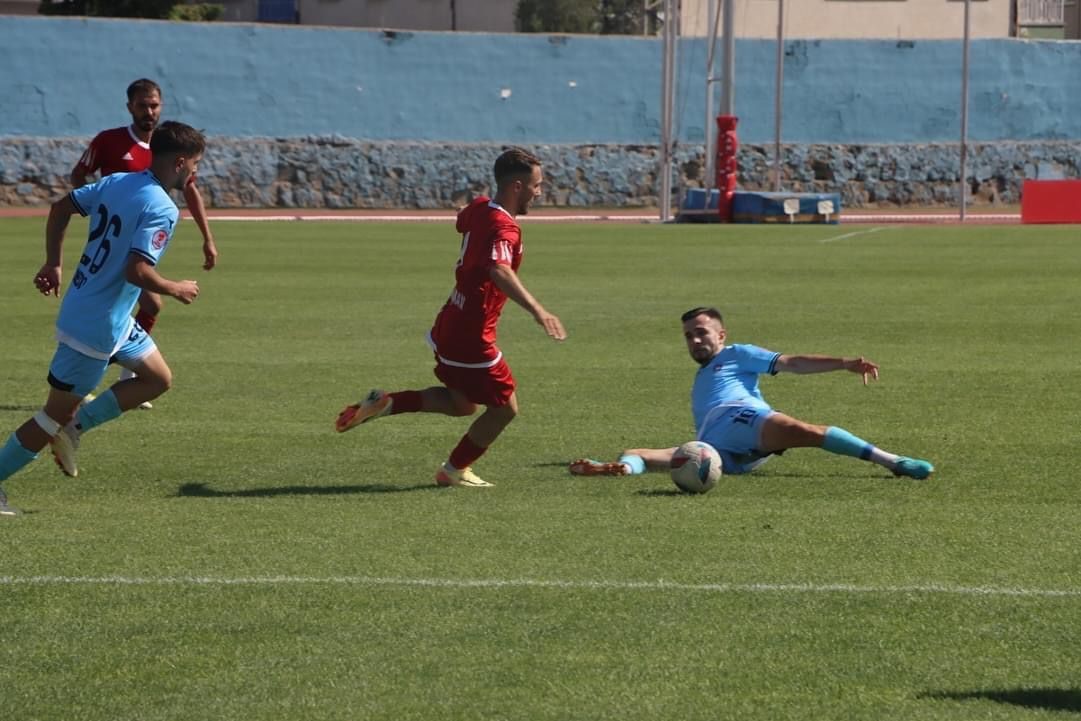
[0,207,1023,224]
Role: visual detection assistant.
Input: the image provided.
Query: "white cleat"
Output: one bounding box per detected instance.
[50,422,81,478]
[0,487,18,517]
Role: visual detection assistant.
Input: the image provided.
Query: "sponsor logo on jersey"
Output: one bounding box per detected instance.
[151,230,169,250]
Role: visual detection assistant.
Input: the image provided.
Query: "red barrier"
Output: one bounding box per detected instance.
[715,115,739,221]
[1021,179,1081,224]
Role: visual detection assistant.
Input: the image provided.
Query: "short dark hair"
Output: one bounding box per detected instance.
[681,306,724,325]
[127,78,162,102]
[150,120,205,158]
[494,147,541,187]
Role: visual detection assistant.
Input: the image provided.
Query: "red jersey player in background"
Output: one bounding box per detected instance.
[335,147,566,488]
[71,78,217,408]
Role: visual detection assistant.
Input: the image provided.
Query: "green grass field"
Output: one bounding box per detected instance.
[1,216,1080,720]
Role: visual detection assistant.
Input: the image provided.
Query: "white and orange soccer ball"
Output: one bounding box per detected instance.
[670,441,723,494]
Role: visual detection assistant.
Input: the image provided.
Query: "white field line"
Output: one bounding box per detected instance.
[1,575,1079,598]
[819,226,891,243]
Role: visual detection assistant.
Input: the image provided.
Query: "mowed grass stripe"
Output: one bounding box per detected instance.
[4,574,1081,598]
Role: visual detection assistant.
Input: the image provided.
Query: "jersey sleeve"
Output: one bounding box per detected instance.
[733,344,782,375]
[130,205,180,266]
[73,132,105,176]
[489,224,519,267]
[68,178,103,216]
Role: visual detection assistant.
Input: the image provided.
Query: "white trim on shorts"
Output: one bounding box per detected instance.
[55,316,134,361]
[425,331,502,369]
[699,400,762,433]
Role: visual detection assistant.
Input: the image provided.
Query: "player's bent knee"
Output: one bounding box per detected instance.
[32,409,62,437]
[139,369,173,398]
[487,403,518,423]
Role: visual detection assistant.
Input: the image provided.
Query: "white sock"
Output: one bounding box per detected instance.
[119,367,137,382]
[868,447,900,469]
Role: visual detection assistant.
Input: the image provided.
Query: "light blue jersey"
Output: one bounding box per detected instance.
[691,343,782,474]
[690,343,781,433]
[57,172,178,359]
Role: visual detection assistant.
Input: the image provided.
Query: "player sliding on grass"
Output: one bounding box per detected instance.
[0,122,205,516]
[570,306,934,481]
[336,147,566,488]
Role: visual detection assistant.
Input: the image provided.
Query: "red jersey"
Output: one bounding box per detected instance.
[430,197,523,365]
[74,125,152,177]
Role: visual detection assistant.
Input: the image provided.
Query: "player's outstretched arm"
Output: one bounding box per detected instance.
[489,264,567,340]
[126,257,200,305]
[775,354,879,385]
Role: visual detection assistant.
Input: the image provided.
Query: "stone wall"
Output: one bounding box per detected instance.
[1,137,1077,209]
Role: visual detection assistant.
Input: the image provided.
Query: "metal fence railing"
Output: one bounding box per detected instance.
[1019,0,1065,26]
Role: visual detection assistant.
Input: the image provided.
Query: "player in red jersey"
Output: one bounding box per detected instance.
[335,148,566,487]
[71,78,217,407]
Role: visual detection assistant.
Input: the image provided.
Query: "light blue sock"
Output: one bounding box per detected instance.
[0,433,38,481]
[822,426,874,461]
[618,454,646,475]
[76,389,123,433]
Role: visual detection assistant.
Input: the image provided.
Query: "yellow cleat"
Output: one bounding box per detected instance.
[435,464,494,488]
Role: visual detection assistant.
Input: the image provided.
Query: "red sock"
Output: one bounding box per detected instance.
[448,434,487,470]
[388,391,422,414]
[135,310,157,334]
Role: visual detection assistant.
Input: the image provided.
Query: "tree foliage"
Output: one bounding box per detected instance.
[38,0,222,20]
[515,0,655,35]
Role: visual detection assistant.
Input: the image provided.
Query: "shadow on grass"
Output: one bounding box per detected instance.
[0,404,38,413]
[919,688,1081,713]
[537,460,894,483]
[176,482,439,498]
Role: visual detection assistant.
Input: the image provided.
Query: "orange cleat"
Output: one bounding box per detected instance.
[336,389,393,433]
[568,459,629,476]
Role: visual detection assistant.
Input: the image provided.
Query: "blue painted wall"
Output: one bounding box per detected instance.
[1,16,1079,144]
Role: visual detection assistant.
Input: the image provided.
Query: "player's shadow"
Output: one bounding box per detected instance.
[536,460,684,493]
[176,482,438,497]
[537,461,892,484]
[919,688,1081,713]
[636,488,690,497]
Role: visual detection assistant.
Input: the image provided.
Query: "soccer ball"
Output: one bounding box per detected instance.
[670,441,723,494]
